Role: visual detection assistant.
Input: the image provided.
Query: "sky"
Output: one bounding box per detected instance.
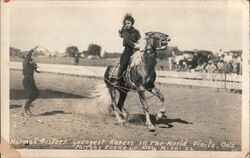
[9,1,244,53]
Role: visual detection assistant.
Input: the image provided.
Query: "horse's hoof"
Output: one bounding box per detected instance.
[148,125,156,132]
[156,112,163,121]
[122,112,128,120]
[118,119,126,126]
[120,122,126,127]
[162,115,168,119]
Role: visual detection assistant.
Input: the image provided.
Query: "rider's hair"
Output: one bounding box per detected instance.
[123,13,135,25]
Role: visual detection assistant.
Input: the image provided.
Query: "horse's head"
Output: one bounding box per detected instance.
[145,32,170,51]
[131,31,170,65]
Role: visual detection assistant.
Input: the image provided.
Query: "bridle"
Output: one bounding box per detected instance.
[144,35,159,57]
[141,32,170,58]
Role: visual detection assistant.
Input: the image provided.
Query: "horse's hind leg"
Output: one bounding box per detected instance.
[108,87,125,126]
[138,90,155,131]
[148,87,167,121]
[117,90,128,120]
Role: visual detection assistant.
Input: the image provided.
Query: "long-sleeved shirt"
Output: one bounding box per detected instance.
[120,27,141,48]
[22,48,37,77]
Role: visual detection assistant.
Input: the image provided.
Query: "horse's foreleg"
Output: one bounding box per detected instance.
[108,88,125,126]
[138,90,155,131]
[149,87,167,120]
[117,90,128,120]
[107,87,115,111]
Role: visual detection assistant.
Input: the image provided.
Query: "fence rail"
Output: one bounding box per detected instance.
[157,71,241,82]
[10,62,241,90]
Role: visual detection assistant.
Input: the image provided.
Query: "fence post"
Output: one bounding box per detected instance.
[224,72,227,89]
[169,57,172,71]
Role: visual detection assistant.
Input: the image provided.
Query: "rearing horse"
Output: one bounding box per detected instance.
[104,32,170,131]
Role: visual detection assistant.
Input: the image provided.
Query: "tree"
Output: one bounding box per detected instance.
[87,44,101,57]
[66,46,79,57]
[10,47,21,56]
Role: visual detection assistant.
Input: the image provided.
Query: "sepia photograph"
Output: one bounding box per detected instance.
[1,0,249,157]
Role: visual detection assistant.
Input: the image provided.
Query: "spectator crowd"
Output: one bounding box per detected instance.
[171,51,242,75]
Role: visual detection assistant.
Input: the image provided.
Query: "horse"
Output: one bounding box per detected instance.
[102,32,170,131]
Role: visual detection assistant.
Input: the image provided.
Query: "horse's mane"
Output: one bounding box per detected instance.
[129,50,144,67]
[129,31,169,68]
[129,38,147,67]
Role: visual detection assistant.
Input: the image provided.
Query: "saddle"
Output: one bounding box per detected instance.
[109,50,143,80]
[110,64,128,83]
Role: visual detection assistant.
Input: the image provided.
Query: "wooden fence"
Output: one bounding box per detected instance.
[10,62,241,90]
[156,71,241,89]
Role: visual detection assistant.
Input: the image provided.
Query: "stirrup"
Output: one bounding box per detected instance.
[111,81,119,85]
[111,76,124,86]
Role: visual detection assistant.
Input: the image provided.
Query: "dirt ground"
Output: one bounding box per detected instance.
[9,70,242,151]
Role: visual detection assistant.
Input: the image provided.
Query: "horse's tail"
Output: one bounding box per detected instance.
[89,83,112,114]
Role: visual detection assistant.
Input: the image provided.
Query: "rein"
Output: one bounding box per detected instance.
[145,51,156,58]
[102,33,168,98]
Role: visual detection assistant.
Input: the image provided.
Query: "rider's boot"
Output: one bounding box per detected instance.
[113,69,124,86]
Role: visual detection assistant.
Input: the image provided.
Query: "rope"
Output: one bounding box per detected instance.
[83,66,132,94]
[38,44,159,99]
[83,66,158,99]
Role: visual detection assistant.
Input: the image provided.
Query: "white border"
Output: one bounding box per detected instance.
[1,0,249,158]
[241,0,250,155]
[1,0,10,142]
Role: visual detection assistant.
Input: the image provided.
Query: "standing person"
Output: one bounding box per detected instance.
[74,52,80,65]
[116,13,141,84]
[234,54,242,75]
[217,60,225,73]
[206,60,217,73]
[22,46,40,116]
